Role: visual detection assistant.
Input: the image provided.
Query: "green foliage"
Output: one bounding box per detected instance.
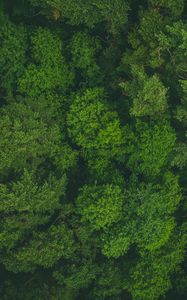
[0,103,60,174]
[171,143,187,169]
[176,80,187,126]
[19,27,73,96]
[0,97,76,176]
[1,279,66,300]
[0,53,76,273]
[155,21,187,79]
[89,0,129,34]
[70,32,101,69]
[76,184,123,230]
[171,79,187,169]
[4,223,74,272]
[67,88,124,174]
[124,120,176,176]
[54,262,97,291]
[70,32,101,85]
[29,0,129,34]
[101,225,131,258]
[101,172,181,258]
[121,8,166,69]
[0,10,27,93]
[0,168,74,272]
[93,263,124,299]
[120,66,168,116]
[0,1,186,299]
[126,172,181,250]
[148,0,185,17]
[128,232,186,300]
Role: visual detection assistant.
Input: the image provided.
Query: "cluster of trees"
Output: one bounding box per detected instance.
[0,0,186,299]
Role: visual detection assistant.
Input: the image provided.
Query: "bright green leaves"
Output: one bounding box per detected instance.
[132,75,167,116]
[0,11,27,93]
[124,120,176,176]
[138,9,165,46]
[67,88,123,151]
[101,226,131,258]
[67,88,124,176]
[76,183,129,258]
[76,184,123,230]
[75,172,181,259]
[19,27,73,96]
[68,88,105,148]
[121,66,168,117]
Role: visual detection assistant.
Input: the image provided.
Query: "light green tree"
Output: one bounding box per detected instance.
[120,65,168,117]
[76,184,123,230]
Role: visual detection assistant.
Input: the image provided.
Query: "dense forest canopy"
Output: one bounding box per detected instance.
[0,0,186,299]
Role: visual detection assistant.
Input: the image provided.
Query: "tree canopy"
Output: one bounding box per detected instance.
[0,1,186,299]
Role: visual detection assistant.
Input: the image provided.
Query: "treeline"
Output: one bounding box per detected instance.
[0,0,186,299]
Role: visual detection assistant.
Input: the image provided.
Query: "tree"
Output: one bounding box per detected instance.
[120,65,168,117]
[148,0,185,18]
[92,263,124,299]
[123,120,176,176]
[0,91,77,273]
[127,172,181,251]
[70,32,102,86]
[0,98,76,177]
[100,172,181,258]
[120,8,167,70]
[154,21,187,81]
[127,231,186,300]
[0,1,186,299]
[29,0,129,34]
[19,27,74,97]
[176,80,187,126]
[67,88,124,175]
[0,10,27,94]
[76,184,123,230]
[171,79,187,178]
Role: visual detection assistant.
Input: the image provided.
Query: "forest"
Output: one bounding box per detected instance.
[0,0,186,299]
